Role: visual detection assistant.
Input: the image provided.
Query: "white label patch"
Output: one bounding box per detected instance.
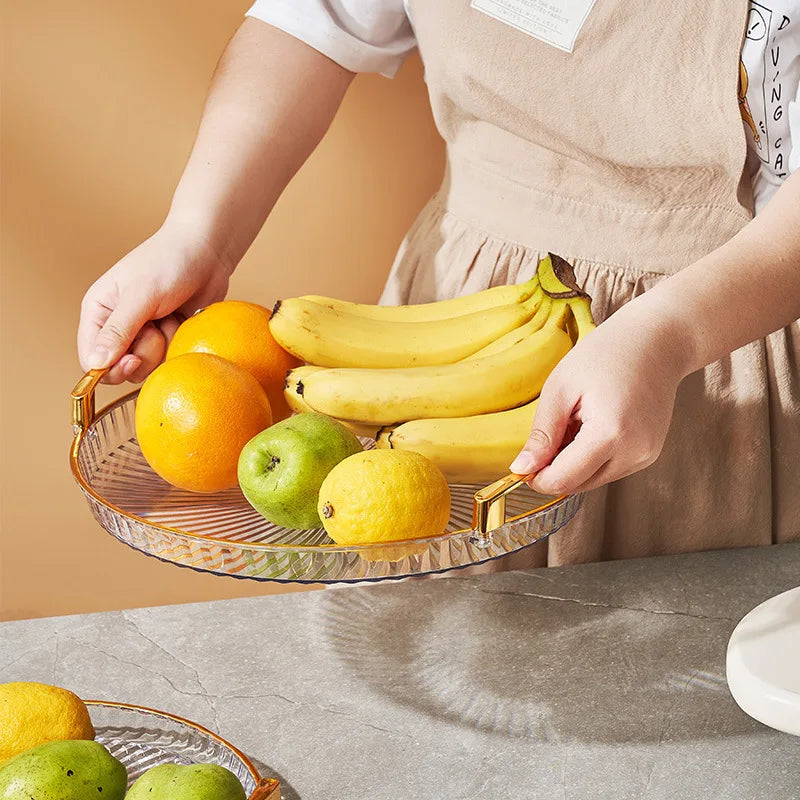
[471,0,597,52]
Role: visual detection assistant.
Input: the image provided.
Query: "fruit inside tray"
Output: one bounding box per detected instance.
[94,254,592,545]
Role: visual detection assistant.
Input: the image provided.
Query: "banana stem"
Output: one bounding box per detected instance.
[546,299,572,331]
[530,296,553,328]
[568,298,597,340]
[537,253,591,300]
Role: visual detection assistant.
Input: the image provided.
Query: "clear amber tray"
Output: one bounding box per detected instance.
[86,700,279,799]
[70,371,582,582]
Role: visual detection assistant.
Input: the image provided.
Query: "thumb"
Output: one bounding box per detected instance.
[509,388,572,476]
[88,294,155,370]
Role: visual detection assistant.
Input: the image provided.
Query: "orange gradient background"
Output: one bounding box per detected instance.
[1,1,444,619]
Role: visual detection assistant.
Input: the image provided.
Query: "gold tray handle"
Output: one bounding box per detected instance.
[472,473,530,536]
[71,368,108,431]
[248,778,282,800]
[472,470,571,542]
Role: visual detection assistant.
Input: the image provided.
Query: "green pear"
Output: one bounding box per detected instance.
[125,763,246,799]
[238,412,363,529]
[0,739,126,799]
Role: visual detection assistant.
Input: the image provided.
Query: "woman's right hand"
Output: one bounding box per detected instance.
[77,223,232,384]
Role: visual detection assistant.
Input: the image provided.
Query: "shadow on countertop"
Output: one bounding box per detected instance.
[313,553,785,745]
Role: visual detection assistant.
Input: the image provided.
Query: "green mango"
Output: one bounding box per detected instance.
[0,739,126,799]
[125,763,247,799]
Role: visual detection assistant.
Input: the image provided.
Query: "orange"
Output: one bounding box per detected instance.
[135,353,273,493]
[166,300,300,422]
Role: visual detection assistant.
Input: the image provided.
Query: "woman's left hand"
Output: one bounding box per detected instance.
[509,303,691,495]
[511,171,800,495]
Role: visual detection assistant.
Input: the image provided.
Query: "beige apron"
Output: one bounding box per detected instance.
[382,0,800,567]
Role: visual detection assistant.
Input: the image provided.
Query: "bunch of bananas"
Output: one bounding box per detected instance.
[271,254,596,484]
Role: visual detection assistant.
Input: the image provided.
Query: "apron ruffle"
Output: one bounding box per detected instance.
[382,197,666,324]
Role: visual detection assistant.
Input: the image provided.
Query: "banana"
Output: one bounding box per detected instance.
[464,293,578,360]
[459,253,587,362]
[568,296,596,341]
[269,293,541,369]
[548,298,573,330]
[283,365,325,416]
[299,276,538,322]
[376,399,539,484]
[297,322,573,424]
[284,366,381,439]
[463,292,551,361]
[533,253,596,343]
[372,287,591,483]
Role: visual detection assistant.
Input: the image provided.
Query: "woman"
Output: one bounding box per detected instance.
[77,1,800,567]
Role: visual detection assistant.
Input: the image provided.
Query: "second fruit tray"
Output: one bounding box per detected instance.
[71,370,583,582]
[87,700,279,798]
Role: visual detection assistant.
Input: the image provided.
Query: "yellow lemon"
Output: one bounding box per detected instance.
[0,682,95,763]
[318,450,451,545]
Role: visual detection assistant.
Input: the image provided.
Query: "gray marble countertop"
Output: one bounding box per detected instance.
[2,545,799,799]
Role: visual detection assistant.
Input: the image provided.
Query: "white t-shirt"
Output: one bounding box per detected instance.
[246,0,800,213]
[741,1,800,210]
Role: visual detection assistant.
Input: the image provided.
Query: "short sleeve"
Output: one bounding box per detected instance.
[245,0,416,78]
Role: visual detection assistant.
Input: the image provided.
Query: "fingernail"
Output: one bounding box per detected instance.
[88,347,110,369]
[122,356,142,376]
[510,453,536,475]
